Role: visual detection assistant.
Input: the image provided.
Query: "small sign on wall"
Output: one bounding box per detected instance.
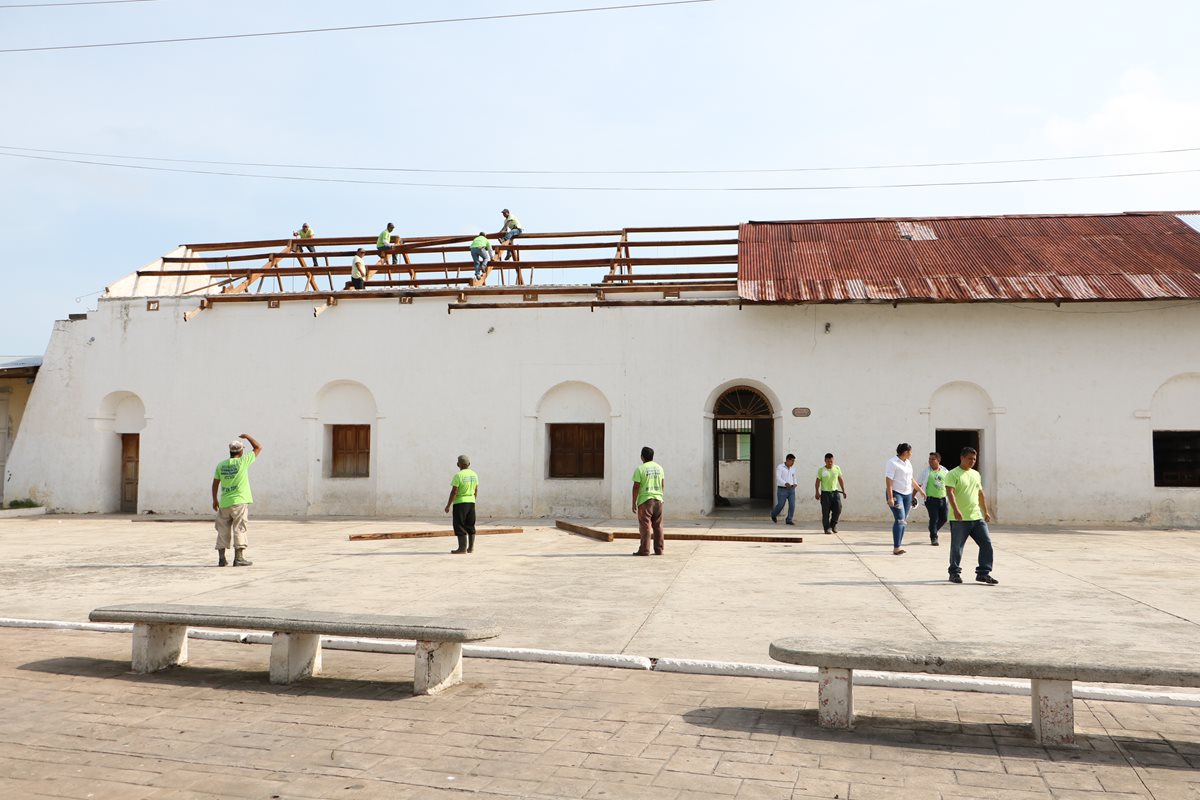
[792,407,811,417]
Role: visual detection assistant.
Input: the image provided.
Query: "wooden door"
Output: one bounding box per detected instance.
[120,433,139,513]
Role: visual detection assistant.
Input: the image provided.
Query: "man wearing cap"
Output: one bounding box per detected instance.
[496,209,522,261]
[211,433,262,567]
[469,232,493,280]
[444,455,479,554]
[376,222,399,266]
[293,222,318,268]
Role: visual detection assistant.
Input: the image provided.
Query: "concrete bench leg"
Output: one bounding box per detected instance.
[413,640,462,695]
[1031,678,1075,745]
[817,667,854,728]
[131,623,188,673]
[269,632,323,684]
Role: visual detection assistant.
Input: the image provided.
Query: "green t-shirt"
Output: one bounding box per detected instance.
[504,215,521,230]
[632,461,664,505]
[214,450,256,508]
[297,227,314,239]
[376,230,392,248]
[470,235,490,249]
[944,466,982,520]
[451,468,478,504]
[816,465,842,492]
[924,465,949,499]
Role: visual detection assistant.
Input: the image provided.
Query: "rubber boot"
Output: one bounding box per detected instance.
[232,547,253,567]
[450,535,467,554]
[217,549,227,567]
[466,533,475,554]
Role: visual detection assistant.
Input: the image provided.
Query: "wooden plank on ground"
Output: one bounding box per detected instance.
[611,532,802,543]
[348,527,523,541]
[555,520,614,542]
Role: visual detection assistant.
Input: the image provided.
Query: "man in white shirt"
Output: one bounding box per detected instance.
[771,453,798,525]
[884,443,924,555]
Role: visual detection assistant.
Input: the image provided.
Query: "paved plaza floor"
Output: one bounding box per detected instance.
[1,515,1199,798]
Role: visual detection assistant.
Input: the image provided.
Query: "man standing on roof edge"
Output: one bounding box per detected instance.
[211,433,262,567]
[293,222,317,268]
[497,209,522,261]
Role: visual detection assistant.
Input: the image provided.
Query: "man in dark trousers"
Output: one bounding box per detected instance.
[444,455,479,554]
[631,446,665,556]
[945,446,997,585]
[211,433,262,567]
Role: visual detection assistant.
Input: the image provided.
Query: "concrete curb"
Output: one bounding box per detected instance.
[0,506,46,519]
[3,617,1198,707]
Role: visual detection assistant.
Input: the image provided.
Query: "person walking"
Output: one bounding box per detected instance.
[884,442,924,555]
[944,446,997,584]
[771,453,797,525]
[631,446,665,556]
[444,455,479,554]
[497,209,522,260]
[918,451,950,546]
[349,248,366,290]
[376,222,399,266]
[815,452,846,534]
[469,232,493,279]
[211,433,262,567]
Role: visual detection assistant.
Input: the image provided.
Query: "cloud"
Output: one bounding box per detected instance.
[1043,68,1200,151]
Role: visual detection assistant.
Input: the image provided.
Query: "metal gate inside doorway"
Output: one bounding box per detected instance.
[713,386,774,508]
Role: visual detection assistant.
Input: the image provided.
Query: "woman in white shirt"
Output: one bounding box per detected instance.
[884,443,924,555]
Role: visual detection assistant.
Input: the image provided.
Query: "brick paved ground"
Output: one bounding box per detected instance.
[2,628,1198,799]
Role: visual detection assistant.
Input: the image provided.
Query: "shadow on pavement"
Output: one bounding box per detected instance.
[18,656,428,701]
[683,706,1199,768]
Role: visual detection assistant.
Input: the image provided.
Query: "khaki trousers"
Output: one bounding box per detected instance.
[636,499,664,554]
[215,504,249,550]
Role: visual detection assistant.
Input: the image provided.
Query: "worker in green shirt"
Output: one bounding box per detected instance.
[444,455,480,554]
[814,453,846,535]
[376,222,398,266]
[917,451,949,546]
[293,222,318,268]
[211,433,262,567]
[469,232,493,279]
[944,446,997,585]
[631,446,665,556]
[497,208,523,261]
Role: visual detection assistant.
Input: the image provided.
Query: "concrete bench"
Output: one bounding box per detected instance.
[769,637,1200,745]
[89,604,501,695]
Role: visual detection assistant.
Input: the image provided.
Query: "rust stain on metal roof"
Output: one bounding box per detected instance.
[738,212,1200,303]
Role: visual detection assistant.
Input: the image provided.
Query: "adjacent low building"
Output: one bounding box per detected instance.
[6,211,1200,526]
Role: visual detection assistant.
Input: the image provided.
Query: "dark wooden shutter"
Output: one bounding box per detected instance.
[549,423,604,478]
[332,425,370,478]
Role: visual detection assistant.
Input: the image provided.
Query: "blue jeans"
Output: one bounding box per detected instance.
[949,519,994,576]
[772,486,795,522]
[470,246,490,277]
[888,492,912,548]
[925,497,948,540]
[499,227,522,243]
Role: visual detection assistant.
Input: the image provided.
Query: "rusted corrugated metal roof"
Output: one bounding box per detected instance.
[738,212,1200,302]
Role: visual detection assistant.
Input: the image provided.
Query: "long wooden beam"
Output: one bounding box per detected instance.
[555,520,614,542]
[348,527,523,541]
[198,282,738,305]
[143,254,737,278]
[602,271,737,282]
[449,299,746,311]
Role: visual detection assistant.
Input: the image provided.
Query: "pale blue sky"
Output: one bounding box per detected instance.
[2,0,1198,354]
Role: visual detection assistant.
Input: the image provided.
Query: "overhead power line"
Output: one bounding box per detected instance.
[0,0,153,7]
[1,142,1198,176]
[4,150,1199,191]
[0,0,712,52]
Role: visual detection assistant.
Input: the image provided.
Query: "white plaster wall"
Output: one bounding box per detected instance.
[6,296,1200,526]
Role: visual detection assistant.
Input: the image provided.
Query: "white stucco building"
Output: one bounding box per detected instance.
[7,212,1200,526]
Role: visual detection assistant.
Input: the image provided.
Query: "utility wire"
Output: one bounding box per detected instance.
[0,0,153,7]
[0,0,712,52]
[4,150,1200,191]
[1,142,1198,176]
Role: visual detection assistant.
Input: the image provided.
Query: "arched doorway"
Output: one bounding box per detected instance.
[713,386,774,509]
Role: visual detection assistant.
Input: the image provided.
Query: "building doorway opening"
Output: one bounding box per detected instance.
[120,433,139,513]
[713,386,773,509]
[936,429,981,472]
